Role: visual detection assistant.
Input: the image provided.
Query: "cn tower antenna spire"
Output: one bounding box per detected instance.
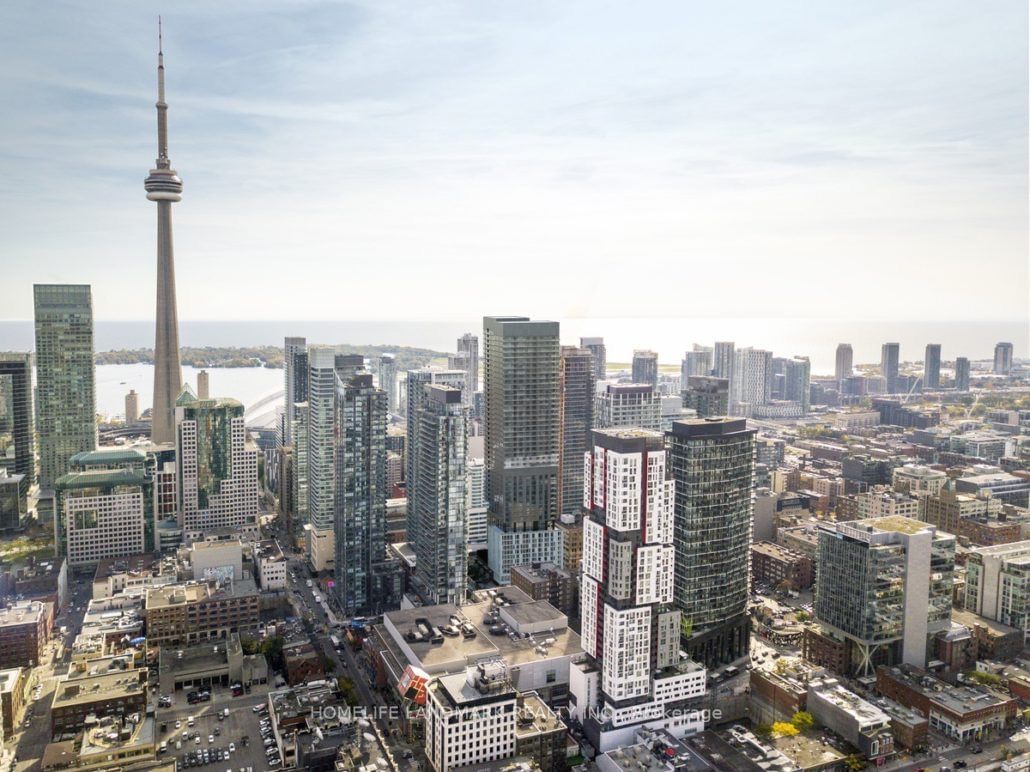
[145,16,184,445]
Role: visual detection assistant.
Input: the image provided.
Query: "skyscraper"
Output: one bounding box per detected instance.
[994,342,1014,375]
[924,344,941,389]
[456,333,480,397]
[731,347,772,412]
[571,428,706,751]
[631,349,659,388]
[34,285,96,492]
[376,354,398,414]
[580,337,606,379]
[712,341,735,382]
[404,368,465,543]
[955,357,970,391]
[835,344,853,382]
[681,345,713,382]
[558,346,595,517]
[881,342,900,393]
[483,316,561,583]
[334,372,388,615]
[667,418,755,668]
[0,353,34,497]
[125,390,140,424]
[175,391,259,540]
[145,23,184,445]
[306,346,339,571]
[283,337,307,446]
[411,384,467,606]
[195,370,209,400]
[784,356,811,413]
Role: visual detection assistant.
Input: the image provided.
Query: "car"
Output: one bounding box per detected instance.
[252,705,264,713]
[176,720,182,729]
[209,734,215,743]
[195,736,201,744]
[229,743,236,753]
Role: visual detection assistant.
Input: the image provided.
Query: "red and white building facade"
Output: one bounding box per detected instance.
[571,428,706,752]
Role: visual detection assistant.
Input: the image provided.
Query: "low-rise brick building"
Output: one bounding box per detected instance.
[750,541,813,590]
[0,600,53,669]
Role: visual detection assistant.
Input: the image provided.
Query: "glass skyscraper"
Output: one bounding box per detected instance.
[0,353,34,496]
[667,417,755,668]
[411,384,468,606]
[334,372,388,615]
[33,284,96,492]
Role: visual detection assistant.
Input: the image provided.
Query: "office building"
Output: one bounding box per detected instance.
[411,384,467,606]
[54,468,147,567]
[33,284,96,492]
[0,353,33,499]
[835,344,853,382]
[965,541,1030,645]
[881,342,900,394]
[334,373,389,615]
[580,336,606,379]
[784,356,811,413]
[144,32,185,445]
[405,368,466,545]
[667,418,755,667]
[731,347,772,414]
[457,333,480,398]
[572,428,706,752]
[194,370,208,400]
[124,390,139,424]
[510,562,576,618]
[283,337,307,446]
[954,357,970,391]
[378,353,398,413]
[596,383,661,431]
[631,349,659,388]
[681,376,729,419]
[176,392,259,540]
[558,347,595,516]
[712,341,735,382]
[994,342,1014,375]
[813,517,954,675]
[483,317,561,583]
[923,344,941,389]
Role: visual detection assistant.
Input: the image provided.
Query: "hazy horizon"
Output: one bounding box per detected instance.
[1,1,1026,323]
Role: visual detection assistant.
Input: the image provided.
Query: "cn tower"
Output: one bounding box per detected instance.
[144,19,184,444]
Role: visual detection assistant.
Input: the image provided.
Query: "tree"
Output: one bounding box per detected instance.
[791,711,814,731]
[337,676,361,707]
[771,722,799,738]
[795,610,810,622]
[260,636,286,672]
[842,754,865,771]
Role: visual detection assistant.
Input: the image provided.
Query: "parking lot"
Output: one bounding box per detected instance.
[157,690,278,770]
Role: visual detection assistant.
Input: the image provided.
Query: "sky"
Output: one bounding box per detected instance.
[0,0,1027,323]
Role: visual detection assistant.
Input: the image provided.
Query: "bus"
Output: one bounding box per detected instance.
[330,635,342,650]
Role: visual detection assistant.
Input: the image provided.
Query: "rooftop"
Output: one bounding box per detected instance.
[54,468,146,490]
[381,587,580,675]
[0,600,50,628]
[52,669,145,708]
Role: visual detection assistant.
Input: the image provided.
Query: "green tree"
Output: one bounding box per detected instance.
[338,676,361,707]
[791,711,814,731]
[842,754,865,771]
[260,636,286,672]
